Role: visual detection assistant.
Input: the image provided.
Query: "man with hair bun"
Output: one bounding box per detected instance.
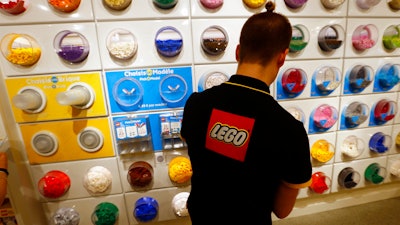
[180,1,312,224]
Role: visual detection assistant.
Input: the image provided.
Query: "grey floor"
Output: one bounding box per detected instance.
[273,197,400,225]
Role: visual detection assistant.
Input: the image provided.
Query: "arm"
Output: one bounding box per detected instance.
[272,181,301,219]
[0,152,7,206]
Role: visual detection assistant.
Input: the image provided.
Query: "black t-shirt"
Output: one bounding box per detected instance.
[180,75,312,225]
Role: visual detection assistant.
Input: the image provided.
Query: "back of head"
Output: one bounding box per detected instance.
[238,1,292,65]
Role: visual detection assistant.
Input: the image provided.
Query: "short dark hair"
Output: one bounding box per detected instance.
[238,1,292,65]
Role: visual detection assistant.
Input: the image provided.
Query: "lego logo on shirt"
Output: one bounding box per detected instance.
[206,109,255,162]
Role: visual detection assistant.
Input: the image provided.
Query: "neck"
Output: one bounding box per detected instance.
[235,62,278,86]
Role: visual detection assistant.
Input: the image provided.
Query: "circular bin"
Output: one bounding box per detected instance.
[348,65,373,92]
[365,163,386,184]
[338,167,361,189]
[321,0,345,9]
[112,77,144,110]
[84,166,112,194]
[312,104,338,130]
[53,30,89,64]
[314,66,341,93]
[127,161,154,188]
[155,26,183,57]
[91,202,119,225]
[290,24,309,53]
[0,0,29,15]
[52,207,80,225]
[352,24,378,50]
[159,74,188,106]
[344,101,369,128]
[198,71,228,91]
[341,135,365,158]
[134,197,159,223]
[373,99,397,123]
[48,0,81,13]
[38,170,71,199]
[285,106,305,123]
[153,0,178,9]
[1,33,41,66]
[168,156,193,184]
[318,24,344,52]
[356,0,380,9]
[375,63,400,90]
[382,25,400,50]
[201,25,228,56]
[284,0,308,8]
[310,139,335,163]
[242,0,266,9]
[281,68,307,96]
[310,172,331,194]
[200,0,223,9]
[31,131,58,156]
[77,127,104,153]
[106,28,138,60]
[369,132,392,154]
[171,192,190,217]
[103,0,131,10]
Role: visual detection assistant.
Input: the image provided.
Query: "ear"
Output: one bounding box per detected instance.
[235,44,240,62]
[277,48,289,67]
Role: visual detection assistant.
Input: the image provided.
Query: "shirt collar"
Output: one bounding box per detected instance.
[228,74,271,94]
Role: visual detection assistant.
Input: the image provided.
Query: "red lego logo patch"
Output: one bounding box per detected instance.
[206,109,255,162]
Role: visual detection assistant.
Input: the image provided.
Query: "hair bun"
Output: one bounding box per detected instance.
[265,1,275,12]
